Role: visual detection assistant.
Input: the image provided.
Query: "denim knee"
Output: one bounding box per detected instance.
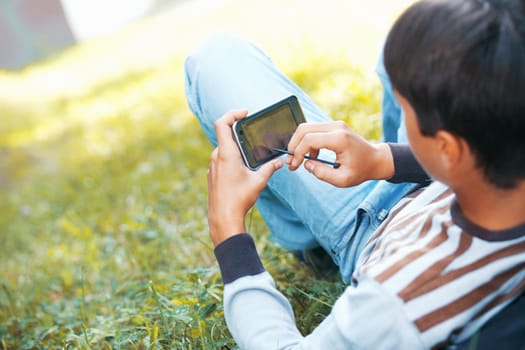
[184,33,244,142]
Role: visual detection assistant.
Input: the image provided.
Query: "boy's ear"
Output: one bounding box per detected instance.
[435,130,469,169]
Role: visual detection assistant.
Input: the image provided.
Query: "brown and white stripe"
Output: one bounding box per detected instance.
[355,182,525,347]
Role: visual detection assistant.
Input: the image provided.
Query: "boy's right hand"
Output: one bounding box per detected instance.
[207,109,283,246]
[287,121,394,187]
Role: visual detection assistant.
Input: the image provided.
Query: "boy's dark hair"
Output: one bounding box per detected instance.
[384,0,525,188]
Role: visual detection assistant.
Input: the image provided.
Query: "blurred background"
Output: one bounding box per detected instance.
[1,0,182,69]
[0,0,412,348]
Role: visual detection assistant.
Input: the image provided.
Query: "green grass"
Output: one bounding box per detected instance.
[0,0,411,348]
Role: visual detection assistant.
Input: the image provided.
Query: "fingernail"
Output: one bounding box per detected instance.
[306,163,315,172]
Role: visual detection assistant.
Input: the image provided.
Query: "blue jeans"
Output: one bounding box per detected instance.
[184,33,417,282]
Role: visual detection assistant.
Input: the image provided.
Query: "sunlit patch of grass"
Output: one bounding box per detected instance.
[0,55,372,349]
[0,58,368,348]
[286,51,382,141]
[0,63,363,348]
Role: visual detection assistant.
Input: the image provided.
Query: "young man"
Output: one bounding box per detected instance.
[184,0,525,348]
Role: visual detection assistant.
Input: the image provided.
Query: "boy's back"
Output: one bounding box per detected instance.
[354,181,525,347]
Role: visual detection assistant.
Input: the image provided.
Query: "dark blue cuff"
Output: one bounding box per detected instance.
[214,233,265,284]
[387,143,432,184]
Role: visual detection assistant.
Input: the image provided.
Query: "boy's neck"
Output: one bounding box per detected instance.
[453,178,525,231]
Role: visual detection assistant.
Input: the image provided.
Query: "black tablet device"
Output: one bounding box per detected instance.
[233,95,306,170]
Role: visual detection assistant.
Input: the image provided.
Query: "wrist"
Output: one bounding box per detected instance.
[209,214,246,246]
[371,143,395,180]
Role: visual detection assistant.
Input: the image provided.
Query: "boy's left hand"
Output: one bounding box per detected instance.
[287,121,394,187]
[207,109,283,246]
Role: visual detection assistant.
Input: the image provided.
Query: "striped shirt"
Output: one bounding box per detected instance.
[354,181,525,348]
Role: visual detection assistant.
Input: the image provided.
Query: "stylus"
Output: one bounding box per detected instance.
[271,148,341,168]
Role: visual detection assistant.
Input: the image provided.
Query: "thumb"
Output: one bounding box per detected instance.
[257,158,283,182]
